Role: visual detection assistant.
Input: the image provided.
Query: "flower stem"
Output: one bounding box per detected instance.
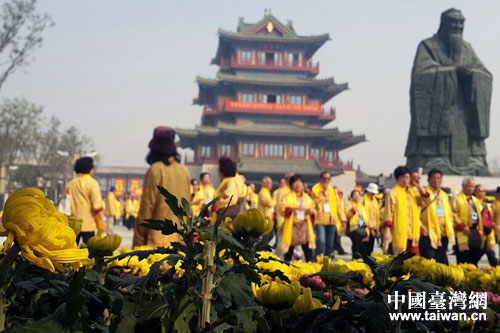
[198,240,216,329]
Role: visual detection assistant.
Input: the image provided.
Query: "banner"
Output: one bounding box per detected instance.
[225,100,321,114]
[130,178,141,196]
[115,178,124,196]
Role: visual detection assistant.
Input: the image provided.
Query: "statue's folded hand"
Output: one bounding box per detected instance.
[457,65,472,77]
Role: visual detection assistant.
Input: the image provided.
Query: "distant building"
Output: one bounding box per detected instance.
[177,13,365,184]
[94,166,147,197]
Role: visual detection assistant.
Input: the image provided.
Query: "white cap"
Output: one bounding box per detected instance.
[366,183,379,194]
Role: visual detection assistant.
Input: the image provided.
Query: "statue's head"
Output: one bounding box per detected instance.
[438,8,465,37]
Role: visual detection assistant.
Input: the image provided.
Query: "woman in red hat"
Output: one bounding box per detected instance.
[133,126,191,248]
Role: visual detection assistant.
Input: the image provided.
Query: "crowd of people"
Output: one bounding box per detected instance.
[56,126,500,268]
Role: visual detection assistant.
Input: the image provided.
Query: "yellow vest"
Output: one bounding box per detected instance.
[66,174,104,232]
[422,187,454,249]
[384,184,420,253]
[363,193,380,230]
[311,183,340,227]
[280,191,315,253]
[346,201,370,240]
[257,187,274,218]
[453,192,484,252]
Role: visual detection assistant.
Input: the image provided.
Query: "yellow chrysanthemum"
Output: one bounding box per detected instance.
[288,261,322,282]
[321,257,350,286]
[226,209,273,240]
[0,188,91,272]
[252,279,300,310]
[288,287,324,315]
[86,234,122,252]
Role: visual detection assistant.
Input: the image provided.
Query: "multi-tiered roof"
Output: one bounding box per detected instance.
[177,13,365,183]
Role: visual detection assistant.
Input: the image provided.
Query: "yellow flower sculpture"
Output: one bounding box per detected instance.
[288,287,324,315]
[0,187,90,272]
[226,208,273,240]
[252,279,300,310]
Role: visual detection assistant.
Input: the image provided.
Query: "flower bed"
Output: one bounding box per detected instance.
[1,187,500,332]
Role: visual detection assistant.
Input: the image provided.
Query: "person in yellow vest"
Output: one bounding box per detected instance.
[105,186,117,234]
[273,173,294,257]
[333,189,348,255]
[451,177,484,265]
[65,157,105,244]
[346,189,370,259]
[189,178,203,216]
[382,166,422,255]
[211,157,243,224]
[311,171,344,258]
[246,183,259,209]
[281,174,315,262]
[114,197,122,224]
[494,187,500,257]
[473,184,497,267]
[235,172,248,210]
[276,178,286,192]
[126,194,141,231]
[273,174,293,230]
[258,177,275,219]
[257,176,275,246]
[362,183,381,255]
[189,178,202,216]
[133,127,191,248]
[419,169,455,264]
[198,172,216,217]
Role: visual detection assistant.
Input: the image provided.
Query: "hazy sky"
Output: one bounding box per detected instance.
[2,1,499,175]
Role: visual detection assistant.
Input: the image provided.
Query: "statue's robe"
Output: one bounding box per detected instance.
[405,34,492,174]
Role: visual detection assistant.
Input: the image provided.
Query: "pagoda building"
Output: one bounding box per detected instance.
[177,13,365,184]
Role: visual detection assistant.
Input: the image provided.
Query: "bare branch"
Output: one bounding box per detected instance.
[0,0,53,93]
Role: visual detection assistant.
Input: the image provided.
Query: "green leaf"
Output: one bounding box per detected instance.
[216,231,253,264]
[238,308,261,333]
[388,251,414,272]
[181,197,192,219]
[115,301,138,333]
[215,273,258,308]
[157,185,186,220]
[173,296,196,333]
[105,247,175,264]
[260,269,291,283]
[141,218,181,236]
[199,197,218,220]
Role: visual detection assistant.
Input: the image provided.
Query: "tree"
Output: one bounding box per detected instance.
[0,99,95,198]
[0,98,43,167]
[0,0,53,93]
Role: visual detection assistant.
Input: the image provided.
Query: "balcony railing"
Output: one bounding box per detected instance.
[319,106,336,121]
[224,100,322,114]
[220,55,319,74]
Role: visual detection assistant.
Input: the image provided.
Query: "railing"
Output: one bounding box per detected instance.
[319,106,336,120]
[220,55,319,74]
[202,105,221,115]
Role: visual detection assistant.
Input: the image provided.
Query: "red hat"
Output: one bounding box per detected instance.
[148,126,177,155]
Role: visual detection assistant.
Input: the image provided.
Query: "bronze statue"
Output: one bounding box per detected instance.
[405,8,492,176]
